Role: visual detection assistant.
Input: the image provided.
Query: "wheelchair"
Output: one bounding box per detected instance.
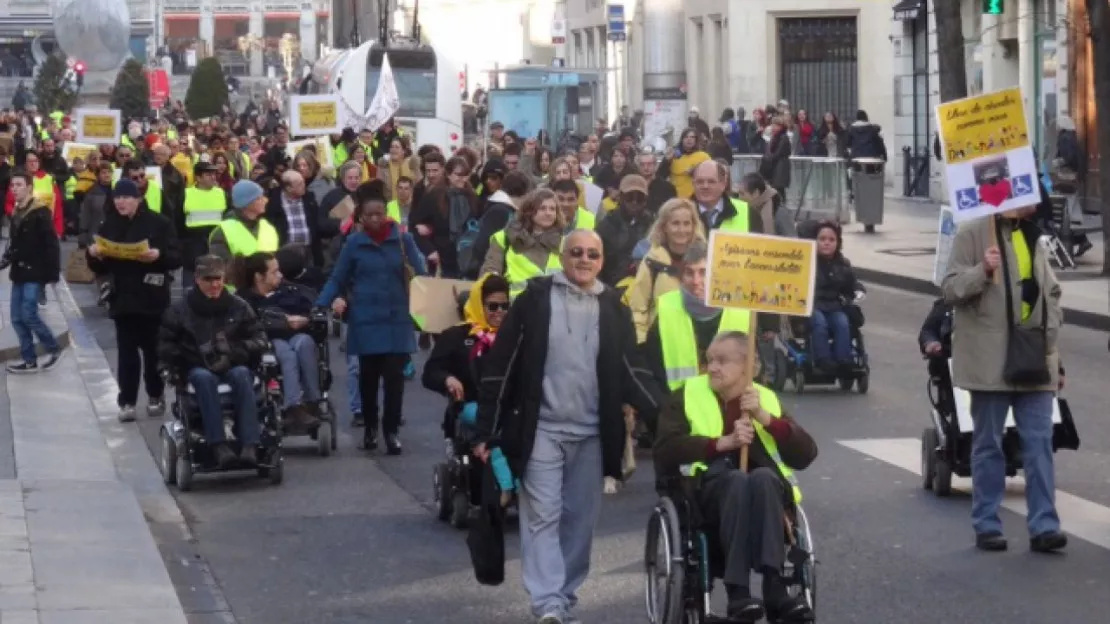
[265,309,338,456]
[432,403,481,529]
[645,476,816,624]
[159,357,285,491]
[779,301,869,395]
[920,358,1073,496]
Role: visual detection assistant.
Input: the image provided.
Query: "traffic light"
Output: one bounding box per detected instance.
[982,0,1003,14]
[73,60,86,88]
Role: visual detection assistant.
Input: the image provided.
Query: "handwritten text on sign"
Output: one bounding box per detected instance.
[936,87,1029,166]
[299,101,338,130]
[705,231,817,317]
[83,115,117,139]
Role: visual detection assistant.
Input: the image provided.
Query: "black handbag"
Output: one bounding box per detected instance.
[1052,398,1081,451]
[997,219,1051,385]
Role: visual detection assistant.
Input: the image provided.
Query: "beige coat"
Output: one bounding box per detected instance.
[941,217,1062,392]
[628,245,682,343]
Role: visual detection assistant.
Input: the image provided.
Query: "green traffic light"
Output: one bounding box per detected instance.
[983,0,1003,14]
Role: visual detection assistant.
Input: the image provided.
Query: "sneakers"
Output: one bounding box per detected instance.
[147,397,166,417]
[6,362,38,375]
[1030,531,1067,553]
[403,359,416,380]
[537,613,564,624]
[385,434,402,456]
[239,444,258,466]
[40,350,64,371]
[118,405,137,423]
[975,531,1008,552]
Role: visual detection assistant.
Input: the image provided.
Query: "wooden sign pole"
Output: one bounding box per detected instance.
[739,311,758,473]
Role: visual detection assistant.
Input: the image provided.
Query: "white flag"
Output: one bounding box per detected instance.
[364,53,401,132]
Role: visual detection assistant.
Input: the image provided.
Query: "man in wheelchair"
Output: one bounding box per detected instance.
[654,332,818,623]
[238,251,324,429]
[157,255,270,468]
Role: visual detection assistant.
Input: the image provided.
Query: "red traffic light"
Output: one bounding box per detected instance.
[73,61,86,74]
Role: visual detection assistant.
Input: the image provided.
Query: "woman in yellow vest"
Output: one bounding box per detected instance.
[652,330,817,623]
[478,188,565,298]
[668,128,711,199]
[348,145,378,183]
[627,198,705,342]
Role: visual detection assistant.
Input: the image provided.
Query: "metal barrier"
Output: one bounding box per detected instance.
[731,154,851,224]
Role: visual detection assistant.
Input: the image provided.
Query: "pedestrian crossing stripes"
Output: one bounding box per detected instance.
[838,438,1110,551]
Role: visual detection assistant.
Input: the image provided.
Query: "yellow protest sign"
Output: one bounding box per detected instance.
[74,108,121,145]
[61,142,97,164]
[94,235,150,261]
[290,95,342,136]
[936,87,1029,166]
[705,231,817,317]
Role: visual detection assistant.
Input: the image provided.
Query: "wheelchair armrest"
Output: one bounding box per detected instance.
[260,353,278,366]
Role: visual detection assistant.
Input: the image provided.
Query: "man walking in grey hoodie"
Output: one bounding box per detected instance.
[474,230,663,623]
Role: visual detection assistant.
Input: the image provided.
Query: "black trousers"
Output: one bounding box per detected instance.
[698,466,787,588]
[358,353,406,436]
[115,315,165,407]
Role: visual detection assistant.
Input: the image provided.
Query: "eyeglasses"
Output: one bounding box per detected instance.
[568,247,602,260]
[485,302,510,312]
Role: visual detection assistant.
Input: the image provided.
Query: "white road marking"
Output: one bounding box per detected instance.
[839,438,1110,550]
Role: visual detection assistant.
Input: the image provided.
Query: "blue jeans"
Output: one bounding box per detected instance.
[188,366,261,446]
[10,282,58,364]
[810,308,851,363]
[347,353,362,414]
[970,390,1059,537]
[272,334,321,409]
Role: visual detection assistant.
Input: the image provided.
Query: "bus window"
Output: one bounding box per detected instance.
[367,47,437,119]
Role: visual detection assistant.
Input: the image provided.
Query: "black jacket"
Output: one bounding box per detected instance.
[86,207,181,318]
[844,121,888,161]
[759,131,792,190]
[266,187,324,267]
[474,276,663,481]
[161,163,186,233]
[157,288,269,376]
[423,323,489,403]
[647,177,677,217]
[239,283,316,342]
[6,201,59,285]
[596,206,653,286]
[918,298,952,357]
[814,254,862,312]
[463,195,515,279]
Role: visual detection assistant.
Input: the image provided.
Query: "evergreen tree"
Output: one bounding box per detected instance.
[110,59,151,121]
[185,57,229,119]
[32,53,78,113]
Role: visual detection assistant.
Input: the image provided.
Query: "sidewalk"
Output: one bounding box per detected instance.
[0,272,188,623]
[844,196,1110,331]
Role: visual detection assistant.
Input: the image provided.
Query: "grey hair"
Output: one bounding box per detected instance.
[682,239,709,264]
[338,161,362,180]
[563,228,602,250]
[281,170,304,187]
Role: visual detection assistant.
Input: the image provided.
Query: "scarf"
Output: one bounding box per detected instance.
[506,221,562,255]
[462,275,500,357]
[365,217,396,244]
[681,286,722,322]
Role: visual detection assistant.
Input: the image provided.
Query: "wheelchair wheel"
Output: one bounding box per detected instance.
[433,463,452,522]
[644,497,686,624]
[175,447,193,492]
[159,429,177,485]
[259,450,284,485]
[316,421,333,457]
[791,506,817,613]
[793,369,806,394]
[837,377,853,392]
[921,428,937,491]
[857,372,870,394]
[449,490,469,529]
[331,317,342,338]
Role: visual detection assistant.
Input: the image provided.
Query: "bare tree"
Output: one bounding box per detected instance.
[935,0,969,103]
[1086,0,1110,274]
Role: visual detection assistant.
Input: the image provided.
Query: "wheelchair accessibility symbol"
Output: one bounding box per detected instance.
[955,188,980,211]
[1011,174,1035,197]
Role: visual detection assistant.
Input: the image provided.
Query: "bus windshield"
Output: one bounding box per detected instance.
[367,47,437,119]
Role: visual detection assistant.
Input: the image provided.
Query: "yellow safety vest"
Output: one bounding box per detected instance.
[121,135,136,150]
[227,153,252,179]
[715,198,751,232]
[1012,229,1033,320]
[32,175,55,209]
[387,199,403,222]
[183,187,227,228]
[166,129,178,140]
[573,207,596,230]
[656,290,750,389]
[682,375,802,503]
[144,184,162,214]
[491,229,562,298]
[212,218,279,257]
[63,176,76,201]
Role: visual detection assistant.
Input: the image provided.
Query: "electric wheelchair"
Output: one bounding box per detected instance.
[772,296,869,395]
[432,402,482,529]
[645,476,816,624]
[265,308,338,456]
[921,358,1076,496]
[159,356,285,491]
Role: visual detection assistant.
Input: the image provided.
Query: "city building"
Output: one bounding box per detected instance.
[890,0,1069,201]
[0,0,156,70]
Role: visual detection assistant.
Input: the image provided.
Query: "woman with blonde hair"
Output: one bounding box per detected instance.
[547,156,588,209]
[377,136,414,201]
[479,188,565,298]
[626,197,706,342]
[293,150,334,206]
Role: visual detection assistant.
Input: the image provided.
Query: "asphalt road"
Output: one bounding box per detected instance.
[65,278,1110,624]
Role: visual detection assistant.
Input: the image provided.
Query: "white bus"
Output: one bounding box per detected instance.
[309,39,464,155]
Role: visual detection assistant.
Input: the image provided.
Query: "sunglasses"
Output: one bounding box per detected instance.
[568,247,602,260]
[485,302,510,312]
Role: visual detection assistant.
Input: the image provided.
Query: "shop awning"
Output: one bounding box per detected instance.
[892,0,924,21]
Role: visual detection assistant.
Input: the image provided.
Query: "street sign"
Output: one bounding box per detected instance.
[147,68,170,109]
[607,4,626,41]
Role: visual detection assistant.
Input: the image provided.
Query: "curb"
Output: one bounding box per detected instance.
[0,284,72,362]
[855,267,1110,333]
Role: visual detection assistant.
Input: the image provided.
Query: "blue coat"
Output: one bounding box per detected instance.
[316,224,427,356]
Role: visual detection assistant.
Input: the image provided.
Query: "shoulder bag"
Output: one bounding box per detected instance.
[997,219,1051,385]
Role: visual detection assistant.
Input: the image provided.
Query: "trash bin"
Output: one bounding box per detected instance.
[852,158,885,232]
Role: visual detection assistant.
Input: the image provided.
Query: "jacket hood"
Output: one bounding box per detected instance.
[487,189,513,205]
[851,120,882,133]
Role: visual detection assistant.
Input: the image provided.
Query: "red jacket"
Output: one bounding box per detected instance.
[4,170,64,236]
